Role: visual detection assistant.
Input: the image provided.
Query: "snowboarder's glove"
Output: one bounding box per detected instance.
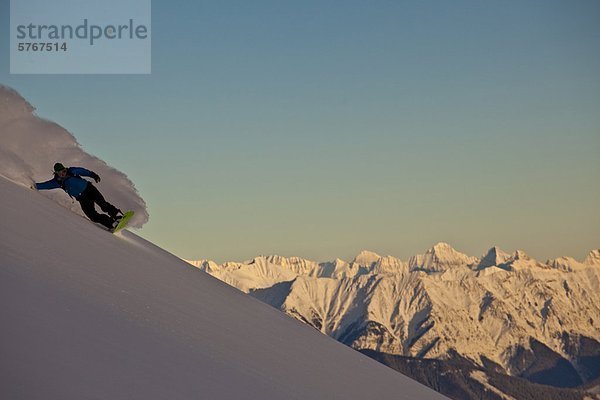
[92,173,101,183]
[30,184,37,190]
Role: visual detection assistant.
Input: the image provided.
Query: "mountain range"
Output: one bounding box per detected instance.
[189,243,600,400]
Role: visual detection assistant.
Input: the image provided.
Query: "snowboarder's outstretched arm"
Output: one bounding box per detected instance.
[34,178,60,190]
[70,167,100,183]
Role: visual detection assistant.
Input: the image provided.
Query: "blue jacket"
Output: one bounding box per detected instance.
[35,167,98,199]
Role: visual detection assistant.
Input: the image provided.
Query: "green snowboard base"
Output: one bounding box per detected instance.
[113,210,134,233]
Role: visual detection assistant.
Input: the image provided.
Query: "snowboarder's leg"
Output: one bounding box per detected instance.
[78,193,115,230]
[86,184,121,219]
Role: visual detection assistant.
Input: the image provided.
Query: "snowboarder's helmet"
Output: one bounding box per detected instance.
[53,162,66,172]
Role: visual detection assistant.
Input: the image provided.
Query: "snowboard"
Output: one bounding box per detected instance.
[112,210,134,234]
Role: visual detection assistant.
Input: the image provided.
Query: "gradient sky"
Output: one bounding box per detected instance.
[1,0,599,263]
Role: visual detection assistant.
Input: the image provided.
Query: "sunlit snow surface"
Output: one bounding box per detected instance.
[0,176,446,400]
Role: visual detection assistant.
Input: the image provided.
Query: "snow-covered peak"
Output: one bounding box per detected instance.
[512,250,530,260]
[317,258,356,279]
[409,242,478,272]
[432,242,454,252]
[332,258,347,266]
[547,256,585,272]
[352,250,382,266]
[263,255,320,276]
[203,257,298,292]
[584,249,600,266]
[372,255,409,275]
[187,259,220,274]
[478,246,511,269]
[507,250,548,270]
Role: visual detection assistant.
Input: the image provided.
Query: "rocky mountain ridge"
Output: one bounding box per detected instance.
[187,243,600,397]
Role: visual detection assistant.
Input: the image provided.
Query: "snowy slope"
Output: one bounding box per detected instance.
[190,244,600,386]
[0,176,446,400]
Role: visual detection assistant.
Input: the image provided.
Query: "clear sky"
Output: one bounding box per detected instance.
[1,0,599,263]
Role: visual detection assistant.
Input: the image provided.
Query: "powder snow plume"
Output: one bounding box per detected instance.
[0,85,148,228]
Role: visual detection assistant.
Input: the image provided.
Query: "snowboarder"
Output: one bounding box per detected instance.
[33,163,124,231]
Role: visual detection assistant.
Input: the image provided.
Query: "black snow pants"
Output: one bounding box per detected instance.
[78,184,120,229]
